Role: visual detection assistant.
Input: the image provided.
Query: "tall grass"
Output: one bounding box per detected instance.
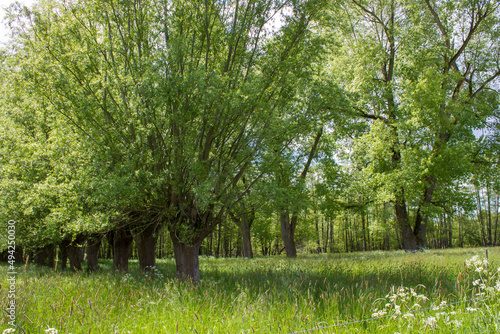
[1,248,500,333]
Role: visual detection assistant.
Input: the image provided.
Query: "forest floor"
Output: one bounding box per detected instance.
[1,247,500,333]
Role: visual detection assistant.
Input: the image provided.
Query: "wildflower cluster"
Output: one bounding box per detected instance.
[461,254,500,299]
[372,254,500,332]
[44,328,58,334]
[371,285,429,318]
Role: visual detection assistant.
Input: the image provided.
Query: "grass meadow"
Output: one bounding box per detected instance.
[2,248,500,333]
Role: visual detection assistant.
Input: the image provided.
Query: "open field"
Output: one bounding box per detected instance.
[2,248,500,333]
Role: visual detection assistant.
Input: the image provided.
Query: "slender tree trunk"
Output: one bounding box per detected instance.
[280,210,297,257]
[494,196,499,246]
[329,219,335,253]
[134,224,159,272]
[344,217,349,252]
[477,188,487,246]
[366,211,371,250]
[87,234,102,272]
[448,213,453,248]
[361,211,367,251]
[216,222,222,257]
[315,214,321,253]
[487,183,492,246]
[113,228,133,272]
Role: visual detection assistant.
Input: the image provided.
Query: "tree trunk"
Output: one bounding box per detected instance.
[87,235,102,272]
[395,194,417,250]
[67,245,82,271]
[280,210,297,257]
[448,213,453,248]
[315,214,321,253]
[134,224,159,272]
[477,188,487,246]
[329,218,335,253]
[171,232,202,282]
[113,228,133,272]
[361,211,367,251]
[230,210,254,258]
[487,183,492,245]
[59,240,69,270]
[34,245,56,267]
[240,217,253,258]
[494,196,499,246]
[216,222,222,257]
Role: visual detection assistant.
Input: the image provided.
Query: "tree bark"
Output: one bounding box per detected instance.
[394,192,417,250]
[34,245,56,267]
[112,228,133,272]
[87,234,102,272]
[476,188,487,246]
[494,196,499,246]
[240,218,253,258]
[67,243,83,271]
[134,224,159,272]
[230,210,254,258]
[361,211,367,251]
[329,218,335,253]
[487,183,492,245]
[171,232,202,282]
[59,240,69,270]
[280,210,297,257]
[448,213,453,248]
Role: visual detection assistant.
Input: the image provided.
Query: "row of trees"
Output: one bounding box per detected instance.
[0,0,499,282]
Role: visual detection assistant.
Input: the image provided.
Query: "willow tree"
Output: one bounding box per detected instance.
[330,0,500,250]
[10,0,328,281]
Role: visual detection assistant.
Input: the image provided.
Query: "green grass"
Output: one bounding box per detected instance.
[2,248,500,333]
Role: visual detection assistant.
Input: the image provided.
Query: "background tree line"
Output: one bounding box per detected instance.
[0,0,499,283]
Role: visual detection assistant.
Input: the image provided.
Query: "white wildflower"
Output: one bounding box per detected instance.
[372,309,387,317]
[417,294,429,301]
[2,329,15,334]
[472,279,481,286]
[475,267,484,273]
[403,313,415,319]
[45,329,58,334]
[424,316,438,329]
[466,307,477,312]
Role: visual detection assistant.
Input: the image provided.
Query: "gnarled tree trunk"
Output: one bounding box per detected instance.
[170,231,203,282]
[87,234,103,272]
[59,240,69,270]
[134,224,159,272]
[112,229,133,272]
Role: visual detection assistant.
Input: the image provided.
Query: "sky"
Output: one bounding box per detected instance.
[0,0,34,46]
